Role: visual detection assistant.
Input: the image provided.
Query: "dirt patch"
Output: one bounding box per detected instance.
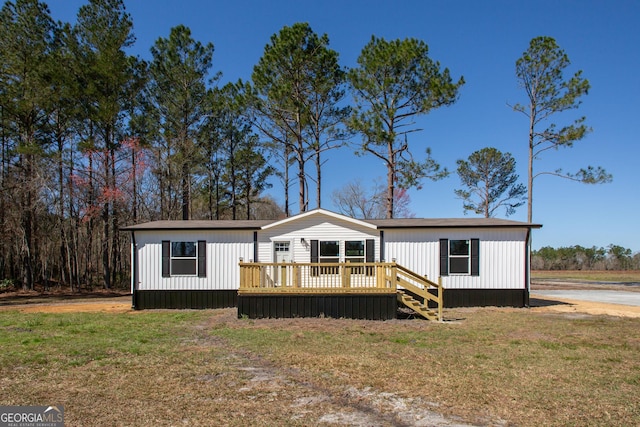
[530,294,640,318]
[0,296,131,313]
[530,279,640,318]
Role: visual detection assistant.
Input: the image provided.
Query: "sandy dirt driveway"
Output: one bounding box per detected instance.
[0,295,133,313]
[530,280,640,318]
[530,294,640,318]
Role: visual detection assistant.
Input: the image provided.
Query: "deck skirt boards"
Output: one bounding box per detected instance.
[238,293,397,320]
[134,290,237,309]
[133,289,527,311]
[435,289,527,308]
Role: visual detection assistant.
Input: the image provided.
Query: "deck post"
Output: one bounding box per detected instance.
[280,264,287,287]
[438,277,443,322]
[342,262,351,288]
[253,265,260,288]
[391,263,398,290]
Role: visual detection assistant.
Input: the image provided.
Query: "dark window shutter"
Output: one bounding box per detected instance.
[365,239,375,276]
[379,230,385,261]
[310,240,319,263]
[365,239,374,262]
[310,240,319,277]
[162,241,170,277]
[253,232,258,261]
[471,238,480,276]
[198,240,206,278]
[439,239,449,276]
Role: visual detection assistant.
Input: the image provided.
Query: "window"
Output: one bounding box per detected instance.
[309,239,375,276]
[345,240,365,274]
[162,240,206,278]
[319,241,339,262]
[449,240,470,274]
[319,241,339,274]
[345,241,364,263]
[274,242,290,253]
[440,238,479,276]
[171,242,197,275]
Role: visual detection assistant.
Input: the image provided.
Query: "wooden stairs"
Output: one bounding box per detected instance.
[397,290,439,321]
[393,264,443,321]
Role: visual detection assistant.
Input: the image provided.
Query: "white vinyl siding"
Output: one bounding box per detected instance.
[383,228,527,289]
[135,230,254,290]
[257,214,379,264]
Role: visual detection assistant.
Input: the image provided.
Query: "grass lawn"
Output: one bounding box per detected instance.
[0,307,638,426]
[532,270,640,283]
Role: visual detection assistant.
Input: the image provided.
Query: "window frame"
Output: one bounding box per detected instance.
[319,240,340,263]
[448,239,470,275]
[344,240,365,263]
[274,241,290,253]
[170,241,198,276]
[345,240,366,274]
[318,240,340,274]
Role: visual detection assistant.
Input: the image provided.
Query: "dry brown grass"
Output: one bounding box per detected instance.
[1,305,639,426]
[532,270,640,283]
[215,309,640,426]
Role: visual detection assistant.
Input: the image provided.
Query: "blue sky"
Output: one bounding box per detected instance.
[46,0,639,251]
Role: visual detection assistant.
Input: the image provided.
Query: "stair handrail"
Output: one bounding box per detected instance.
[392,263,443,321]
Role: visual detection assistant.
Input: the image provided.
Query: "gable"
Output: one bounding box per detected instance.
[260,208,377,232]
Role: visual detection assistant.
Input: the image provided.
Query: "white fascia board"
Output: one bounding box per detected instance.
[261,208,377,231]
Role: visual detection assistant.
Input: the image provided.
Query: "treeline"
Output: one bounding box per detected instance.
[0,0,285,291]
[1,0,471,291]
[531,245,640,271]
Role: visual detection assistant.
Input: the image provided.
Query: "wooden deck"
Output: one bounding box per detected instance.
[239,262,443,320]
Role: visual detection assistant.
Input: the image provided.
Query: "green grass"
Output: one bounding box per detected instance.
[532,269,640,282]
[0,308,638,426]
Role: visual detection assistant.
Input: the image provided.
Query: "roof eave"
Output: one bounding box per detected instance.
[261,208,377,230]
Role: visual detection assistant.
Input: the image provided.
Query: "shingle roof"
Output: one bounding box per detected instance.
[368,217,542,229]
[120,219,272,231]
[121,215,541,232]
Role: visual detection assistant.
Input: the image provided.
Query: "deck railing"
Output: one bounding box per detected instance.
[238,261,443,320]
[239,261,395,293]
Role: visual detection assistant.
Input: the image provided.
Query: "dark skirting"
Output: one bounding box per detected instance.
[238,293,397,320]
[426,288,528,308]
[134,290,237,309]
[133,288,527,311]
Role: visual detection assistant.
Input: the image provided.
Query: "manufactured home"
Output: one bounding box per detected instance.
[122,209,541,319]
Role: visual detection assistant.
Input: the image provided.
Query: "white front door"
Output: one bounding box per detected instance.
[274,242,290,285]
[274,241,291,263]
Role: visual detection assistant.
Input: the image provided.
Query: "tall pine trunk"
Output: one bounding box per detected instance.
[102,148,111,290]
[386,142,395,219]
[315,146,321,209]
[284,144,290,217]
[181,161,190,220]
[20,152,34,290]
[57,131,68,287]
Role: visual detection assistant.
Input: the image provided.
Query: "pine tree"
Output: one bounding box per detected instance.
[348,36,462,218]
